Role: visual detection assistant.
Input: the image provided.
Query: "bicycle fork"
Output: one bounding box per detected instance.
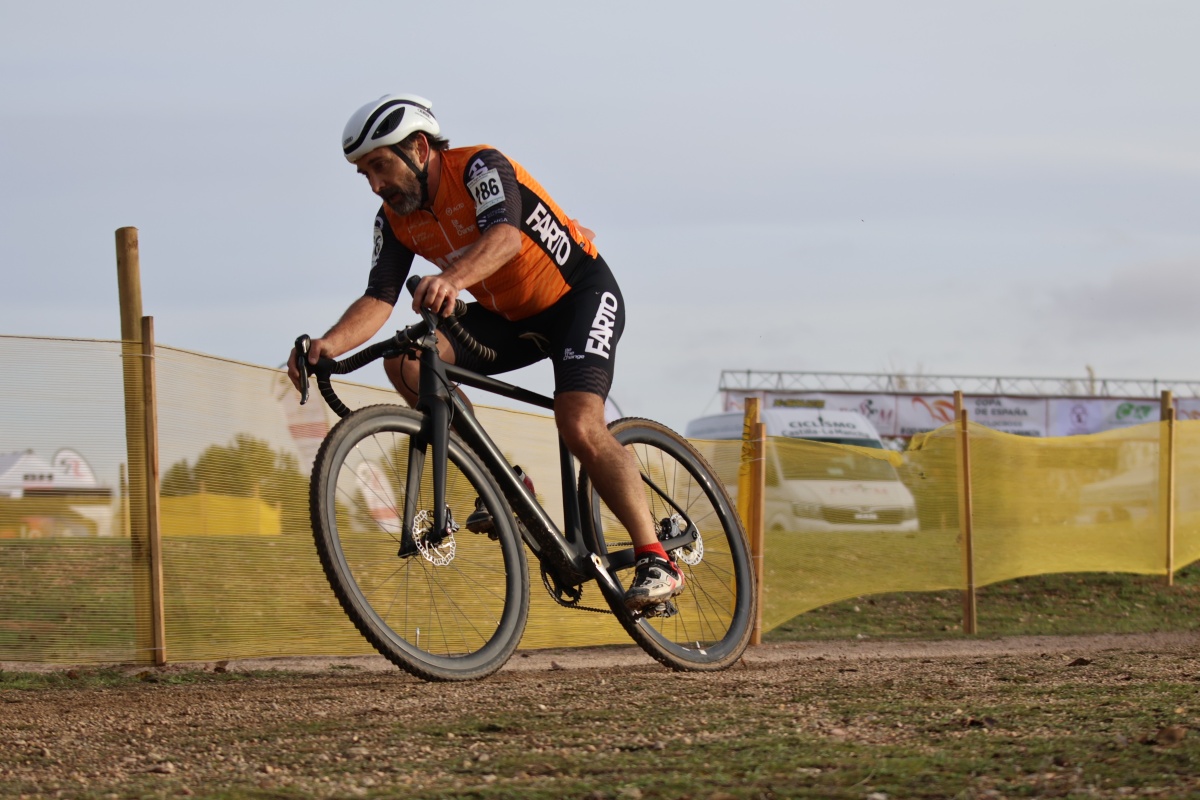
[402,342,458,549]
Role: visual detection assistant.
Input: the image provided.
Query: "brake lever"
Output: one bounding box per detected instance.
[405,274,467,321]
[295,335,312,405]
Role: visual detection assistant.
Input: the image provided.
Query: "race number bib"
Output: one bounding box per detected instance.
[467,168,505,214]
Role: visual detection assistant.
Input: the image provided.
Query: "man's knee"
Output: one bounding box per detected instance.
[554,393,609,459]
[383,355,419,402]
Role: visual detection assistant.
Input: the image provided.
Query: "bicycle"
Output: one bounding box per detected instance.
[294,276,756,681]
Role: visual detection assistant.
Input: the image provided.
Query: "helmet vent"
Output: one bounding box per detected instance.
[372,108,405,140]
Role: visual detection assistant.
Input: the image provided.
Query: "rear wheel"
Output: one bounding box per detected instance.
[579,418,756,671]
[310,405,529,681]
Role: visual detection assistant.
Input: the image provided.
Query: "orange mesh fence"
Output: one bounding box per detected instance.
[2,334,1198,664]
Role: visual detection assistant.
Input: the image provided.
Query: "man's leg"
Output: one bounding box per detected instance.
[382,335,458,408]
[554,391,657,547]
[555,391,684,609]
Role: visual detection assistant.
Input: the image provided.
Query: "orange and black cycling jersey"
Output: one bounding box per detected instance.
[364,145,599,321]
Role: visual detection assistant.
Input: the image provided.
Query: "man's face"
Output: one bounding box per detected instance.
[355,148,422,215]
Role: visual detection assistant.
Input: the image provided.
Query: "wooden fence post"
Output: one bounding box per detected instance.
[141,316,167,665]
[116,227,164,664]
[739,399,766,645]
[954,391,978,634]
[1161,390,1176,587]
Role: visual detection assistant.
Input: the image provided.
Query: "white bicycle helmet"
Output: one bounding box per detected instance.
[341,94,440,163]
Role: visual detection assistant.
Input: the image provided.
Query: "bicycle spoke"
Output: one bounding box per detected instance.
[311,406,528,681]
[580,418,755,670]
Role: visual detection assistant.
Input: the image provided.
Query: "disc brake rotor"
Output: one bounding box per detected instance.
[411,509,456,566]
[670,514,704,566]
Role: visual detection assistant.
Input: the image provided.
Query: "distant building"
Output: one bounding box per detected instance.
[0,449,114,537]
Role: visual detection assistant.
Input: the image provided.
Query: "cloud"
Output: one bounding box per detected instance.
[1044,260,1200,339]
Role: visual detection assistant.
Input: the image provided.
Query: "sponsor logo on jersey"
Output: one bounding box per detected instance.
[466,157,488,181]
[585,292,619,358]
[411,229,437,246]
[450,217,477,237]
[525,203,572,267]
[372,216,385,267]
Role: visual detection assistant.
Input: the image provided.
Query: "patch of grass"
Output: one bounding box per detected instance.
[766,565,1200,642]
[0,665,272,691]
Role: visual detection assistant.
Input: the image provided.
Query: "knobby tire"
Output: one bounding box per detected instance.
[579,417,756,671]
[310,405,529,682]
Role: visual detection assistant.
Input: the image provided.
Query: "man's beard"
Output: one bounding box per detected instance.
[382,185,422,216]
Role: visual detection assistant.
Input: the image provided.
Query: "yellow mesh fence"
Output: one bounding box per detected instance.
[718,420,1198,630]
[0,336,140,662]
[697,435,963,630]
[1176,423,1200,569]
[2,334,1198,665]
[150,346,632,662]
[963,422,1168,583]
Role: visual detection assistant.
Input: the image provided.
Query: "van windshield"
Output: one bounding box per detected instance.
[791,436,884,449]
[777,450,899,482]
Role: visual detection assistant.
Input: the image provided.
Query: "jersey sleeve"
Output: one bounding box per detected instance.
[461,149,523,233]
[364,208,415,306]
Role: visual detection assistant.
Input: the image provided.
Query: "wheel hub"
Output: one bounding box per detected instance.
[411,508,457,566]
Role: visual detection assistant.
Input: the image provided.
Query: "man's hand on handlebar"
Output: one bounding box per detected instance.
[411,274,461,318]
[287,337,339,393]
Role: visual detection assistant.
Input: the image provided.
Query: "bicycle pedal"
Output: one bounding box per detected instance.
[465,497,494,534]
[641,600,679,619]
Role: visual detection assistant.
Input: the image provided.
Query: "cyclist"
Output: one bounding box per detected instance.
[287,93,683,611]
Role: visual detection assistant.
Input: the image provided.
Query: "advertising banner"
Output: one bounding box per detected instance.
[768,393,899,436]
[1177,398,1200,422]
[960,396,1049,436]
[895,395,957,437]
[721,391,763,414]
[720,390,1170,438]
[1047,398,1159,436]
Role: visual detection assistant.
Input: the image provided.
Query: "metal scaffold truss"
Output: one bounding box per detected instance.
[718,370,1200,399]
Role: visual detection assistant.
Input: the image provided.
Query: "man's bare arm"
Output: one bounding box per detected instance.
[287,294,394,391]
[411,223,521,316]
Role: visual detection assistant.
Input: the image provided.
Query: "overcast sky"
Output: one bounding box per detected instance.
[3,1,1199,433]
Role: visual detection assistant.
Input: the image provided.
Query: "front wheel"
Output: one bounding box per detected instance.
[310,405,529,681]
[579,418,756,671]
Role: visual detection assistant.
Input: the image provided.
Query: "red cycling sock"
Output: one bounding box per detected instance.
[634,542,669,562]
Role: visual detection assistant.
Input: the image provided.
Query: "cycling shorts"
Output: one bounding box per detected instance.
[448,255,624,399]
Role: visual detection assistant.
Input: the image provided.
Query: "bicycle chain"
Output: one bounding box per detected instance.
[540,565,612,615]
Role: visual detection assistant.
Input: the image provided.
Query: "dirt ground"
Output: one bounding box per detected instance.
[220,629,1200,674]
[3,632,1199,799]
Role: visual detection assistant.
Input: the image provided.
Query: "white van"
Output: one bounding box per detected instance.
[685,409,919,533]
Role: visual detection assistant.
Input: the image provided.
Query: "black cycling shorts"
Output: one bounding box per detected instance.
[448,255,624,399]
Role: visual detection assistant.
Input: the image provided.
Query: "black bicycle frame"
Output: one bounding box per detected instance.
[299,302,700,602]
[407,324,697,594]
